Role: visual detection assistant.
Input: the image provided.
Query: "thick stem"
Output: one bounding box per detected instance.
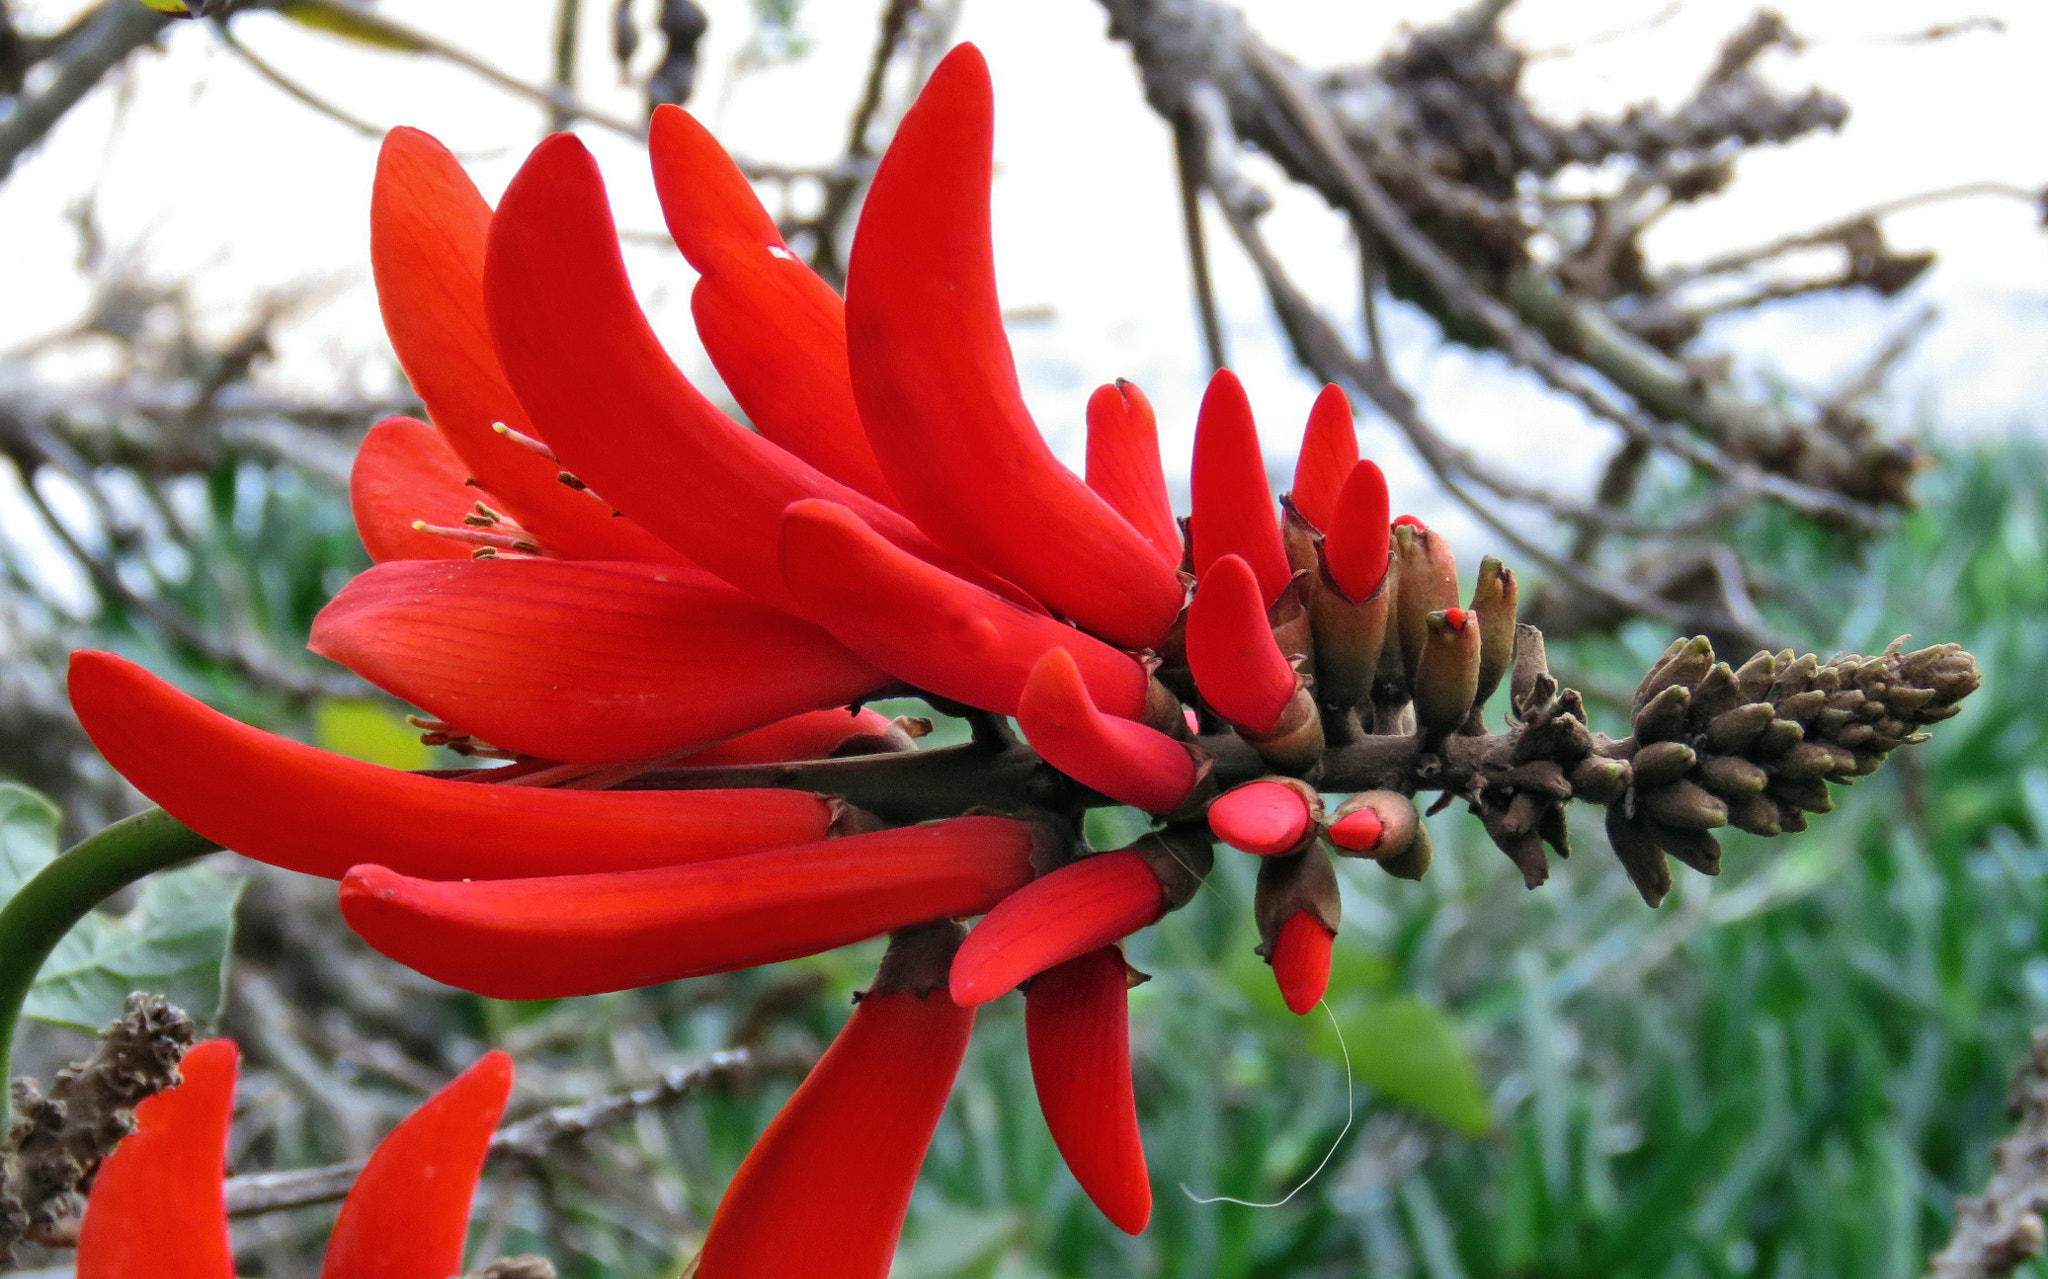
[0,807,219,1129]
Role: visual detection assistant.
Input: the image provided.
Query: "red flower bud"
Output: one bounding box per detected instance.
[1270,911,1335,1015]
[1018,649,1201,814]
[1413,607,1482,745]
[1323,460,1392,604]
[1190,370,1291,607]
[76,1039,238,1277]
[950,850,1166,1006]
[1085,380,1183,570]
[1288,384,1359,535]
[1026,946,1151,1234]
[1207,779,1319,856]
[1186,554,1297,736]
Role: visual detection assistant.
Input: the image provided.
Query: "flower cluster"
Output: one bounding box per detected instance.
[62,38,1977,1274]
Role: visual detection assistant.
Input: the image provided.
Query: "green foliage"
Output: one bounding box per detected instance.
[0,783,240,1032]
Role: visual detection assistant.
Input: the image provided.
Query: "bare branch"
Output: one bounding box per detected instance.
[0,1,171,184]
[1927,1027,2048,1279]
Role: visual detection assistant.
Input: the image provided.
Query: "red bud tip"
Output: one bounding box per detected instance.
[1323,460,1392,602]
[950,850,1167,1006]
[1444,607,1469,630]
[1207,781,1313,856]
[1085,380,1183,569]
[1185,553,1298,737]
[1327,807,1385,852]
[1271,911,1335,1015]
[1019,649,1199,814]
[1288,384,1359,534]
[1190,369,1292,607]
[1026,947,1151,1234]
[1393,514,1426,530]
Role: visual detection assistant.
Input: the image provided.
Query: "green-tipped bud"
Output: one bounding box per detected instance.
[1413,608,1481,746]
[1630,740,1697,788]
[1307,550,1390,715]
[1638,780,1728,830]
[1606,807,1673,908]
[1698,755,1768,796]
[1725,791,1783,837]
[1392,520,1459,692]
[1686,662,1742,727]
[1467,558,1518,727]
[1634,635,1713,715]
[1704,703,1774,754]
[1633,684,1691,743]
[1571,755,1632,805]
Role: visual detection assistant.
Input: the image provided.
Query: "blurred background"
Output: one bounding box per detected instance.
[1,0,2046,1275]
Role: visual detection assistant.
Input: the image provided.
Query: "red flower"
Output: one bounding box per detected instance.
[76,1040,512,1277]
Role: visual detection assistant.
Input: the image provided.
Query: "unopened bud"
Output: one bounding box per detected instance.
[1328,789,1415,859]
[1391,520,1458,693]
[1208,778,1322,857]
[1633,684,1690,743]
[1252,843,1342,959]
[1413,608,1481,745]
[1630,740,1696,788]
[1466,559,1517,729]
[1638,780,1728,831]
[1570,755,1632,805]
[1634,636,1713,716]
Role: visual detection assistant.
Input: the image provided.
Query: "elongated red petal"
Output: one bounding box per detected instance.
[1186,554,1296,736]
[673,707,899,767]
[1289,384,1359,533]
[484,133,1017,614]
[1190,370,1291,607]
[320,1051,512,1279]
[779,500,1148,718]
[950,850,1164,1006]
[697,989,971,1278]
[1085,381,1182,569]
[310,558,884,764]
[1324,460,1392,602]
[372,127,682,565]
[1328,805,1385,852]
[1208,780,1313,856]
[1018,648,1195,814]
[76,1039,237,1279]
[844,45,1183,652]
[649,106,899,507]
[350,416,478,563]
[68,650,838,880]
[1271,910,1335,1015]
[341,817,1041,999]
[1026,947,1150,1234]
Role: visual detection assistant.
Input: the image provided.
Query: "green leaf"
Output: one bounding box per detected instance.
[1315,995,1491,1137]
[0,783,240,1033]
[133,0,192,13]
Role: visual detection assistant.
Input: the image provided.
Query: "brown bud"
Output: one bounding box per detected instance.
[1774,690,1828,726]
[1687,663,1742,727]
[1638,780,1728,830]
[1631,740,1697,788]
[1377,810,1433,881]
[1510,623,1556,721]
[1571,755,1632,805]
[1767,774,1834,815]
[1392,521,1459,691]
[1732,650,1779,702]
[1635,636,1713,715]
[1725,790,1783,837]
[1656,824,1722,877]
[1699,755,1768,796]
[1467,558,1518,725]
[1238,683,1327,773]
[1484,796,1549,889]
[1413,608,1481,746]
[1306,551,1391,713]
[1328,789,1418,861]
[1634,684,1691,743]
[1502,760,1572,800]
[1705,703,1775,754]
[1776,741,1855,781]
[1606,807,1672,908]
[1753,718,1805,756]
[1252,843,1342,955]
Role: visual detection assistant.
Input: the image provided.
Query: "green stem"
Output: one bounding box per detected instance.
[0,807,219,1130]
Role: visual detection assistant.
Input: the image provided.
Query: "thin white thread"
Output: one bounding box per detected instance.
[1179,998,1356,1208]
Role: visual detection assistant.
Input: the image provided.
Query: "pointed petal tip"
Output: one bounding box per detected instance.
[949,850,1165,1006]
[1272,910,1335,1015]
[1019,648,1197,815]
[1208,780,1313,856]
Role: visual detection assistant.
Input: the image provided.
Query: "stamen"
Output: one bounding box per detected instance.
[491,421,557,460]
[413,521,544,555]
[557,471,588,491]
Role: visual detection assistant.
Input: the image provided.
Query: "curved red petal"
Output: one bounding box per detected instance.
[696,988,972,1279]
[1207,780,1313,856]
[1085,381,1182,570]
[341,817,1040,999]
[1327,806,1385,852]
[1288,384,1359,534]
[1190,370,1290,607]
[350,416,478,563]
[949,849,1165,1006]
[320,1051,512,1279]
[309,558,884,764]
[75,1039,237,1279]
[779,500,1148,718]
[844,45,1183,652]
[372,127,682,565]
[649,106,899,507]
[1018,648,1195,814]
[1324,460,1392,602]
[673,707,899,767]
[484,133,1018,614]
[1271,910,1335,1015]
[1185,554,1296,736]
[68,650,838,881]
[1025,947,1151,1234]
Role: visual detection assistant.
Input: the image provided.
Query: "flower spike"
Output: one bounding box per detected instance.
[341,817,1044,999]
[1288,384,1359,534]
[1018,648,1201,815]
[68,650,842,881]
[1026,946,1152,1234]
[844,44,1184,652]
[321,1051,513,1279]
[697,923,974,1279]
[350,417,483,563]
[311,558,884,764]
[779,500,1148,718]
[950,850,1165,1007]
[1085,380,1183,569]
[75,1039,237,1279]
[649,106,899,507]
[1190,370,1292,607]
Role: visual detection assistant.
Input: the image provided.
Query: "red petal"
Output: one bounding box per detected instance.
[779,500,1148,718]
[372,127,682,565]
[340,817,1041,999]
[1324,460,1392,602]
[1327,806,1385,852]
[697,988,971,1278]
[950,850,1164,1006]
[1207,780,1313,856]
[673,707,899,767]
[1085,381,1182,569]
[1185,554,1296,736]
[649,106,899,507]
[844,45,1183,652]
[1190,370,1291,607]
[320,1051,512,1279]
[1288,384,1358,534]
[1025,947,1151,1234]
[484,133,1016,614]
[1017,648,1195,814]
[68,650,838,880]
[310,558,884,764]
[1271,910,1334,1015]
[76,1039,237,1279]
[350,416,478,563]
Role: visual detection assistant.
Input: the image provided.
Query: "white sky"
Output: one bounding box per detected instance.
[2,0,2043,570]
